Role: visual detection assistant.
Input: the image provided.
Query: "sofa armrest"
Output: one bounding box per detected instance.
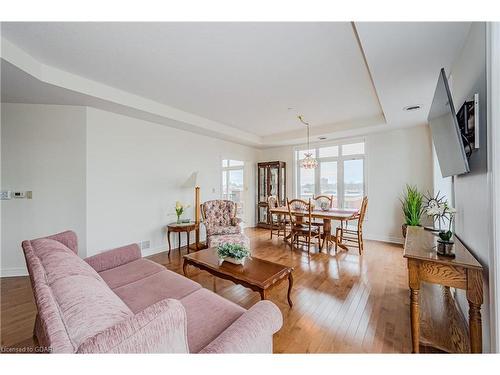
[84,243,141,272]
[77,299,189,353]
[199,300,283,353]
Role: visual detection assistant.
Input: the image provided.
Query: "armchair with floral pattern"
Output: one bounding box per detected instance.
[201,200,248,248]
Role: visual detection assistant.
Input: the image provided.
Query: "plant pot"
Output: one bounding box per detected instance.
[218,256,246,265]
[402,224,423,238]
[437,239,455,257]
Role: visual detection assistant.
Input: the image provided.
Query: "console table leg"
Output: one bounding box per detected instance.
[468,301,482,353]
[467,269,483,353]
[287,272,294,307]
[410,288,420,353]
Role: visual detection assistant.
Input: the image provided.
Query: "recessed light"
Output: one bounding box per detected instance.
[403,105,422,112]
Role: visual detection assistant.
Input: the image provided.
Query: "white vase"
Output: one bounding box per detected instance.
[219,256,246,265]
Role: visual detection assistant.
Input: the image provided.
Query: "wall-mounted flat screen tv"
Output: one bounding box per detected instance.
[428,68,470,178]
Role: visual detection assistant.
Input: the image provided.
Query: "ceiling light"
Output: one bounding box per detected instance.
[403,105,422,112]
[298,115,318,170]
[318,136,327,140]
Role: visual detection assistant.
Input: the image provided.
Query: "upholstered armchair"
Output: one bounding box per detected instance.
[201,200,249,248]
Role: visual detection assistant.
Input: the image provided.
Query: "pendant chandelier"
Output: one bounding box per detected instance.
[298,115,318,169]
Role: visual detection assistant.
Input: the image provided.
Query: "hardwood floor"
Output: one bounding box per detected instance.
[0,227,469,353]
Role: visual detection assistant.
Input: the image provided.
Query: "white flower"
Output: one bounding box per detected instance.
[426,206,440,216]
[438,203,447,216]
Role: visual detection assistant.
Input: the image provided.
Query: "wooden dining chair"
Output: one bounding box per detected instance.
[287,198,321,255]
[310,195,334,227]
[335,196,368,254]
[267,195,288,239]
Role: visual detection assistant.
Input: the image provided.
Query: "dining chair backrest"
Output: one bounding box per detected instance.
[313,195,334,209]
[286,198,312,229]
[267,195,278,209]
[357,196,368,231]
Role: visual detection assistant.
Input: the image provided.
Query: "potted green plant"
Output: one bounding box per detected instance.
[217,243,251,265]
[401,185,424,238]
[435,204,457,257]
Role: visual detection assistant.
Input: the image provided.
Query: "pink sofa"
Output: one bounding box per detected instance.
[21,230,283,353]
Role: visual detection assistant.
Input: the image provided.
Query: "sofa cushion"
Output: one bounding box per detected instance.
[31,238,103,285]
[207,225,241,236]
[27,238,133,349]
[207,233,250,248]
[180,288,245,353]
[113,270,202,313]
[99,259,165,289]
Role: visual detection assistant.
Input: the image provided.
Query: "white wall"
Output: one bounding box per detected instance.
[364,126,433,242]
[444,22,492,351]
[0,104,258,274]
[85,108,258,256]
[258,125,433,244]
[1,103,87,276]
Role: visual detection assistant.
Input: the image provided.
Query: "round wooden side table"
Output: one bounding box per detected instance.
[166,222,196,259]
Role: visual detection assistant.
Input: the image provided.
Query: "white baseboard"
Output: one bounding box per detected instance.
[140,244,169,258]
[0,267,28,278]
[364,233,404,245]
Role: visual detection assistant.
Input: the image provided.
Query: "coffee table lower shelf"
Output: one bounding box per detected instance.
[182,248,294,307]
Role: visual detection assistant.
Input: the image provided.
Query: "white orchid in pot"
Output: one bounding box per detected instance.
[175,201,190,224]
[424,192,457,257]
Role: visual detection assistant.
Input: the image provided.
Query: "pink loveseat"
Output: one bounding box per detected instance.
[21,230,283,353]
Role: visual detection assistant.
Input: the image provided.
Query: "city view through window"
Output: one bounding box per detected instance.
[222,159,245,218]
[296,141,365,209]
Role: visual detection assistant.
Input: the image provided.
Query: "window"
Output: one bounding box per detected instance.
[295,140,365,209]
[222,159,245,218]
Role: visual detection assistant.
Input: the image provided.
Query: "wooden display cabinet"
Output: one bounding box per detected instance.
[257,161,286,228]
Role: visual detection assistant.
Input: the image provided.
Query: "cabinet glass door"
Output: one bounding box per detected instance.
[269,167,278,198]
[259,165,267,203]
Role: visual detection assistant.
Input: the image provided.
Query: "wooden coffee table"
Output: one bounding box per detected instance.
[183,248,294,307]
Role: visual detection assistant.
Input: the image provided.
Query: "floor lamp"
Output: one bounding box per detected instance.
[184,172,206,251]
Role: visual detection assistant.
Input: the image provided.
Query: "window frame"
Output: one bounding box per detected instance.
[293,138,367,208]
[221,158,245,217]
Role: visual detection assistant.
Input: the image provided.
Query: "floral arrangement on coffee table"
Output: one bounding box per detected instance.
[217,243,251,265]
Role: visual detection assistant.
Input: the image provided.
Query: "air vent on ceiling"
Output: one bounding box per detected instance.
[403,105,422,112]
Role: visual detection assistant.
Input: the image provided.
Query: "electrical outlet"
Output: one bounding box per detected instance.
[140,240,151,250]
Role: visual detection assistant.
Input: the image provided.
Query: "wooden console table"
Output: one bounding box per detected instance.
[404,226,483,353]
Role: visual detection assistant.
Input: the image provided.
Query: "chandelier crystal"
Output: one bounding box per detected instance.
[298,115,318,169]
[301,153,318,169]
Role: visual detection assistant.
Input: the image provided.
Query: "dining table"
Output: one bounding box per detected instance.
[269,206,359,251]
